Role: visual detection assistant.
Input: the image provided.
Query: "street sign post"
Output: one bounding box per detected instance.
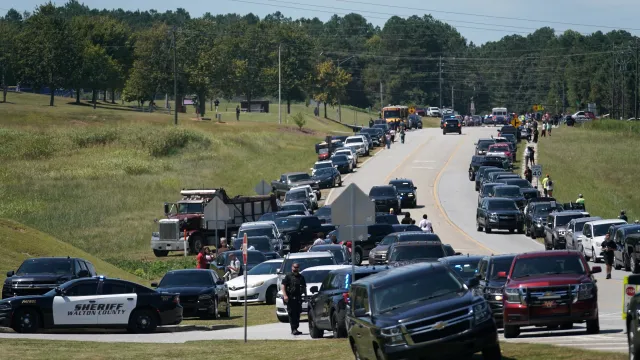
[330,184,375,281]
[623,275,640,320]
[204,197,231,250]
[409,106,416,114]
[243,233,248,342]
[531,165,542,189]
[254,180,271,196]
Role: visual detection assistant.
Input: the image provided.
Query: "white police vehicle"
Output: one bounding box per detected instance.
[0,276,182,333]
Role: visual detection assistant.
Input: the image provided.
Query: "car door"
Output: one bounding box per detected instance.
[565,221,576,250]
[96,281,137,325]
[52,280,100,326]
[317,274,335,329]
[476,257,489,297]
[210,271,228,307]
[582,224,594,256]
[350,286,375,359]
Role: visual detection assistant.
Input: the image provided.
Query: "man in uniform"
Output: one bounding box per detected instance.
[281,262,307,335]
[601,234,616,279]
[620,210,629,222]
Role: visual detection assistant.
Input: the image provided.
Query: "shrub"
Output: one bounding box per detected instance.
[292,112,306,130]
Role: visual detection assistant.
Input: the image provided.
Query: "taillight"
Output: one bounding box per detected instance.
[458,123,461,127]
[342,292,350,304]
[174,295,180,304]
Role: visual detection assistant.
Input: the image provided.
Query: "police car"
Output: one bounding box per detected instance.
[0,276,182,333]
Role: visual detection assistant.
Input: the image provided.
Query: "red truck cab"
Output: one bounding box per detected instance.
[498,251,601,338]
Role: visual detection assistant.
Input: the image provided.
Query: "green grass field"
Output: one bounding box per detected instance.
[537,120,640,220]
[0,339,625,360]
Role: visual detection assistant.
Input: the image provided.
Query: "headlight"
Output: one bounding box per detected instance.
[152,232,160,238]
[505,288,525,304]
[249,281,265,288]
[380,325,406,346]
[198,294,212,301]
[575,283,595,301]
[0,303,11,311]
[486,287,503,300]
[489,213,498,221]
[473,302,492,323]
[407,193,414,197]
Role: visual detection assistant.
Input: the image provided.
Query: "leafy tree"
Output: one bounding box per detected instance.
[0,19,19,103]
[81,43,119,108]
[313,60,352,118]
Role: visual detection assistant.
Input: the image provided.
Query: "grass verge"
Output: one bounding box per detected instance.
[0,339,625,360]
[537,120,640,220]
[181,303,276,327]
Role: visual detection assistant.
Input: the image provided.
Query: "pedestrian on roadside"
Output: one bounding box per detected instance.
[541,121,547,137]
[524,146,531,166]
[196,247,211,269]
[524,166,533,184]
[226,253,241,280]
[418,214,433,233]
[547,121,552,136]
[576,194,585,205]
[620,210,629,222]
[401,213,413,224]
[545,177,554,197]
[400,127,406,144]
[528,146,535,165]
[385,133,391,149]
[602,234,616,279]
[533,128,539,143]
[281,262,306,335]
[542,174,550,196]
[214,99,219,112]
[236,105,240,121]
[313,232,325,245]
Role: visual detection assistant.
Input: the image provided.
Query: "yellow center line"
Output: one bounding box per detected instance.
[432,139,495,254]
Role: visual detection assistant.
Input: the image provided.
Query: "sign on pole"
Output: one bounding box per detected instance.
[330,184,375,282]
[243,232,248,343]
[622,275,640,320]
[254,180,271,196]
[531,165,542,189]
[242,233,248,265]
[204,197,231,250]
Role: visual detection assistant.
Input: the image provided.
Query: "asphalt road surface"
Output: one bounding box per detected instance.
[0,127,628,352]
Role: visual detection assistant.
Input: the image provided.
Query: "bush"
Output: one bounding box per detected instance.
[292,112,306,130]
[106,257,195,280]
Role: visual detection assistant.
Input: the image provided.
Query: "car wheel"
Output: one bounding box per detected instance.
[485,226,492,233]
[592,248,600,263]
[626,254,633,272]
[503,325,520,338]
[12,308,40,333]
[481,343,502,360]
[220,298,231,318]
[153,249,169,257]
[354,249,363,266]
[201,298,218,320]
[332,311,348,338]
[583,246,591,262]
[476,222,483,232]
[266,286,277,305]
[277,315,289,323]
[128,308,158,333]
[308,312,323,338]
[586,318,600,334]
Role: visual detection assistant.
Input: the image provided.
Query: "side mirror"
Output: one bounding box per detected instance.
[467,278,480,288]
[454,252,462,256]
[151,282,158,288]
[54,287,64,296]
[353,308,370,318]
[216,279,225,285]
[413,186,417,190]
[310,286,319,294]
[591,266,602,274]
[6,270,14,277]
[497,271,507,279]
[77,270,90,278]
[474,273,482,280]
[163,203,170,215]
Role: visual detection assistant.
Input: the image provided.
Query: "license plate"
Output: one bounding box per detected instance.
[542,301,556,308]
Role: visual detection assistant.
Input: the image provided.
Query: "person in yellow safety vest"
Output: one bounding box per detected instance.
[576,194,585,204]
[541,174,550,196]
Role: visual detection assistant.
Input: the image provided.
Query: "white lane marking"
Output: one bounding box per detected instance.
[412,167,435,169]
[413,160,436,163]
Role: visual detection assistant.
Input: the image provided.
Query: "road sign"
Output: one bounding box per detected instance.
[204,197,231,222]
[254,179,271,196]
[531,165,542,178]
[331,184,376,227]
[337,225,369,242]
[242,233,248,265]
[409,107,416,114]
[627,286,636,297]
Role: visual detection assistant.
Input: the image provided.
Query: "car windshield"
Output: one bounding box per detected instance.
[275,217,302,230]
[488,146,507,153]
[232,238,271,252]
[16,259,73,275]
[512,255,586,278]
[177,202,204,214]
[314,162,333,169]
[389,181,413,190]
[389,245,445,262]
[315,206,331,218]
[333,155,348,162]
[280,203,306,212]
[238,228,274,239]
[247,261,282,275]
[446,261,481,280]
[374,269,464,314]
[370,187,396,197]
[302,270,333,284]
[310,247,345,263]
[489,258,515,280]
[494,187,521,197]
[283,257,336,272]
[335,151,351,157]
[487,200,518,210]
[384,110,401,118]
[594,223,617,237]
[345,138,361,144]
[556,215,585,227]
[477,141,494,151]
[285,191,307,201]
[159,271,213,287]
[398,234,441,243]
[315,168,334,176]
[288,174,310,182]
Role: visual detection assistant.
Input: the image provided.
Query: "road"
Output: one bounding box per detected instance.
[0,126,628,352]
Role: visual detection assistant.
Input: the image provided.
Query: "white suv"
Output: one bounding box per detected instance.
[427,107,440,117]
[344,135,369,156]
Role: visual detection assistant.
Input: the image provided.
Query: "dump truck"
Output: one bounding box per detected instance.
[151,188,278,257]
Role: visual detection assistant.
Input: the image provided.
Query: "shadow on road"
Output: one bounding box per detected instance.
[498,325,623,339]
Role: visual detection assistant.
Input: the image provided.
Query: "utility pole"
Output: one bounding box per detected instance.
[337,59,342,123]
[379,81,383,112]
[172,27,178,125]
[636,39,638,120]
[278,43,281,124]
[451,85,454,112]
[612,44,616,118]
[439,56,442,109]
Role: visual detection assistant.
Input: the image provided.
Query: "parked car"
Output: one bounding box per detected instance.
[231,236,282,259]
[331,154,353,174]
[386,241,447,267]
[523,199,562,239]
[475,254,517,327]
[543,211,591,250]
[226,259,283,304]
[312,167,342,189]
[213,250,267,273]
[475,138,497,156]
[368,232,442,265]
[564,216,603,252]
[308,244,351,265]
[476,198,524,234]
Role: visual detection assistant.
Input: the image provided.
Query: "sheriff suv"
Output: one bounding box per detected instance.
[500,251,601,338]
[347,262,501,360]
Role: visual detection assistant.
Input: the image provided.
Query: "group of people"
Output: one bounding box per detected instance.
[400,214,434,233]
[195,237,246,280]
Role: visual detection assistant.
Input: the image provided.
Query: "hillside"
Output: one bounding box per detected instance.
[0,218,143,284]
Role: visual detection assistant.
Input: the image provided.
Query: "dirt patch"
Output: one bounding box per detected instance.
[280,126,318,136]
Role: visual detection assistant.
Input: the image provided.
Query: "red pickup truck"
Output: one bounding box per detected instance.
[498,251,601,338]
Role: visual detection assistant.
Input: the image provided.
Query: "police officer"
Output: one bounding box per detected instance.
[620,210,629,222]
[281,262,307,335]
[601,234,616,279]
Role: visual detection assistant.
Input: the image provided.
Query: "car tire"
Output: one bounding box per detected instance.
[12,307,41,333]
[354,249,363,266]
[201,298,218,320]
[277,315,289,323]
[503,325,520,338]
[592,248,600,263]
[586,318,600,334]
[476,222,483,232]
[481,343,502,360]
[220,298,231,318]
[153,249,169,257]
[128,308,158,333]
[308,312,323,339]
[485,226,492,233]
[266,286,277,305]
[331,311,348,338]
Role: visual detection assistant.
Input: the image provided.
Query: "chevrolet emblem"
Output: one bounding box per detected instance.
[543,291,553,297]
[433,321,447,330]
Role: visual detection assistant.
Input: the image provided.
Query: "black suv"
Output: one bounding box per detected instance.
[387,241,447,267]
[369,185,401,214]
[523,198,561,239]
[474,166,501,191]
[491,185,526,210]
[475,138,497,156]
[442,118,462,135]
[438,255,484,286]
[347,263,501,360]
[369,232,442,265]
[476,197,524,234]
[475,254,517,327]
[469,158,508,181]
[3,257,96,299]
[308,265,390,338]
[275,215,324,253]
[389,178,417,208]
[543,211,590,250]
[334,223,395,265]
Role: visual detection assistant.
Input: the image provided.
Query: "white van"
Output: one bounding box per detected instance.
[492,107,508,125]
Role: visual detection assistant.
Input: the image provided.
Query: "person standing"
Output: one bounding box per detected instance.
[542,174,550,196]
[313,232,325,245]
[547,121,552,136]
[524,146,531,167]
[281,262,307,335]
[524,166,533,184]
[601,234,616,279]
[401,213,413,224]
[528,146,535,165]
[620,210,629,222]
[385,132,391,149]
[545,177,554,197]
[227,253,241,280]
[533,127,539,143]
[400,127,406,144]
[236,105,240,121]
[576,194,585,205]
[418,214,433,233]
[541,121,547,137]
[214,99,219,113]
[196,247,211,269]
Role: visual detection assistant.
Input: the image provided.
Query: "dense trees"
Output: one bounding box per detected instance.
[1,2,639,117]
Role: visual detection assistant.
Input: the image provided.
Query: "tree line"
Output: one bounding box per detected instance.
[1,1,639,118]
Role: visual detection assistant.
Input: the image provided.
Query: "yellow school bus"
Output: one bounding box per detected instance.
[382,105,409,127]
